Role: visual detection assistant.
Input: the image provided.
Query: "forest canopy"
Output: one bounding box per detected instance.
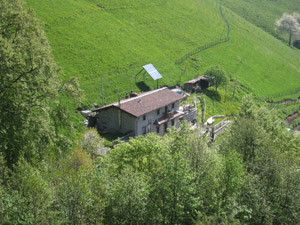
[0,0,81,167]
[1,95,300,224]
[1,0,300,224]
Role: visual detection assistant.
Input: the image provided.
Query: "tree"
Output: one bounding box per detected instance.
[219,94,300,224]
[55,168,97,224]
[236,173,273,224]
[77,128,107,156]
[101,125,197,224]
[293,12,300,25]
[275,13,300,46]
[186,131,225,222]
[294,39,300,49]
[220,95,284,165]
[10,159,54,224]
[103,167,149,225]
[293,12,300,48]
[0,0,81,167]
[205,65,228,92]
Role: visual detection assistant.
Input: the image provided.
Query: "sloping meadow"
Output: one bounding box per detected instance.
[25,0,300,105]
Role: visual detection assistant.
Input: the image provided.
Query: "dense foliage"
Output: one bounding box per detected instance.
[205,65,228,92]
[1,96,300,224]
[0,0,81,167]
[294,39,300,50]
[2,0,300,224]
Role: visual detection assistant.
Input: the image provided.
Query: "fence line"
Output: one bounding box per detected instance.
[257,86,300,103]
[175,6,230,65]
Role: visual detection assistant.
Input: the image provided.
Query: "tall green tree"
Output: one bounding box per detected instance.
[10,159,54,224]
[221,95,267,165]
[221,95,300,224]
[102,125,197,224]
[103,167,149,225]
[253,139,300,225]
[205,65,228,92]
[0,0,81,167]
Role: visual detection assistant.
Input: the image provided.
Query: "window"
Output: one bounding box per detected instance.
[165,106,168,113]
[157,109,160,115]
[156,125,160,133]
[171,119,175,126]
[142,126,146,135]
[172,103,175,109]
[143,115,146,120]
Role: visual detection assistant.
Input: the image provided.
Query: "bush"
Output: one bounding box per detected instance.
[293,40,300,49]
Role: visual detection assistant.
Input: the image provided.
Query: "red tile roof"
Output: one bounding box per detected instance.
[94,87,185,117]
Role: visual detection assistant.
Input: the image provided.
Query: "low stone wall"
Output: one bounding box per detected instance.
[182,108,197,122]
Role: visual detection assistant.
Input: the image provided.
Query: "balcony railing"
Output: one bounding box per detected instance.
[164,111,174,118]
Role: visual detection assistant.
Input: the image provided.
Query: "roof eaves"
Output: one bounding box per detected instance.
[93,105,138,118]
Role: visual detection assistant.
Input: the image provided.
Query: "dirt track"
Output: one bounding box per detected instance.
[285,110,300,125]
[267,96,300,130]
[269,97,300,104]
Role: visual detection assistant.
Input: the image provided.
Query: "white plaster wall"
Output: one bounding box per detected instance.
[136,110,158,136]
[136,100,181,136]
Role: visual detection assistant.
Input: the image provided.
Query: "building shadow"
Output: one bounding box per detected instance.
[136,81,150,92]
[202,89,221,102]
[100,132,123,142]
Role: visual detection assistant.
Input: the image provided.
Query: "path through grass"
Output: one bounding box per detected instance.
[25,0,300,108]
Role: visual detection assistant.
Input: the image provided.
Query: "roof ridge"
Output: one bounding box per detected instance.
[113,87,167,106]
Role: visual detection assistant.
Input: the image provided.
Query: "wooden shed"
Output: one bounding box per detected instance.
[183,76,210,92]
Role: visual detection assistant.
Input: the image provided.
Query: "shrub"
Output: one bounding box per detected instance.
[293,40,300,49]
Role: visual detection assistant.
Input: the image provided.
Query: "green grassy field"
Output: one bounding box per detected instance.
[25,0,300,111]
[222,0,300,43]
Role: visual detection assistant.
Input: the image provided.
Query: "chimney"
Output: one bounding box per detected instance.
[118,99,121,107]
[130,91,138,98]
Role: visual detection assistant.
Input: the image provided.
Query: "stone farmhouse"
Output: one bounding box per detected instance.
[91,87,194,137]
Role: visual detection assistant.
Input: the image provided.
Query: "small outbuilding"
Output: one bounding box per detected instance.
[183,75,210,92]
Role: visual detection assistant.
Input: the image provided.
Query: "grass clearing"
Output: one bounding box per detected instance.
[222,0,300,43]
[25,0,300,113]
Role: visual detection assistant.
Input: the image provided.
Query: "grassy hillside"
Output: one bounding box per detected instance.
[25,0,300,109]
[222,0,300,42]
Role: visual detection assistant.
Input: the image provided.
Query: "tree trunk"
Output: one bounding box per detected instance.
[289,30,292,46]
[225,83,227,102]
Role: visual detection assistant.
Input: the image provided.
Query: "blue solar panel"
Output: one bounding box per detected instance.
[143,64,163,80]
